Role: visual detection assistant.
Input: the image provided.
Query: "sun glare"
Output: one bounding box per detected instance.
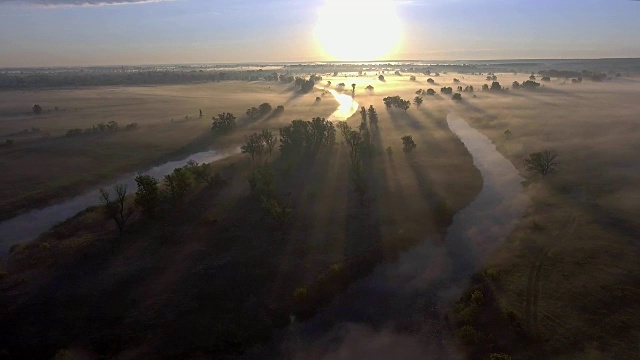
[315,0,403,61]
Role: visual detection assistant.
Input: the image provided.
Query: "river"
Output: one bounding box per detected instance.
[275,113,530,359]
[0,89,360,254]
[325,89,359,122]
[0,149,239,254]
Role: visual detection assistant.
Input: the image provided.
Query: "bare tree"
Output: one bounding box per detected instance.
[100,184,134,237]
[524,150,558,176]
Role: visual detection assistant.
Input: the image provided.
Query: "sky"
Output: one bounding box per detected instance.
[0,0,639,67]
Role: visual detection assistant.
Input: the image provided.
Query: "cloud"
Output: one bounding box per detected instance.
[0,0,173,7]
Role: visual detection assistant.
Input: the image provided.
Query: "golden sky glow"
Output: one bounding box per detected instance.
[314,0,403,61]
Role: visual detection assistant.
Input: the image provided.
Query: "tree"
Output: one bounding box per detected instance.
[441,87,453,94]
[367,105,379,127]
[246,107,261,118]
[427,78,435,84]
[99,184,133,237]
[482,84,489,91]
[258,102,272,115]
[365,85,374,91]
[410,75,417,81]
[453,78,460,83]
[211,112,236,134]
[524,150,558,177]
[359,106,367,124]
[541,76,551,82]
[274,105,285,115]
[261,129,277,156]
[351,83,356,93]
[134,175,160,218]
[490,81,502,91]
[184,160,222,188]
[452,93,462,101]
[426,88,436,96]
[262,197,293,239]
[378,75,385,82]
[164,167,193,204]
[399,99,411,112]
[522,80,541,89]
[512,81,521,90]
[33,104,42,114]
[414,96,423,107]
[529,74,536,80]
[315,97,322,102]
[401,135,417,153]
[241,132,265,160]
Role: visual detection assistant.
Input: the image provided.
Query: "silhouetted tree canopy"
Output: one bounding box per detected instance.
[441,87,453,95]
[521,80,541,89]
[211,112,236,134]
[378,75,385,82]
[452,93,462,101]
[32,104,42,114]
[401,135,417,153]
[383,96,411,111]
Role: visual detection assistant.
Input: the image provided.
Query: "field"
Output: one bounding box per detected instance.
[0,82,337,220]
[1,71,639,359]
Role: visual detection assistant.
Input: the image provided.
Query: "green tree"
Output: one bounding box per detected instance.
[402,135,417,153]
[241,132,265,160]
[134,175,160,217]
[99,184,133,237]
[262,197,293,239]
[211,112,236,134]
[164,167,193,204]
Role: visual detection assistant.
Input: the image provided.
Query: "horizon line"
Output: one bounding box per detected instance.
[2,57,640,70]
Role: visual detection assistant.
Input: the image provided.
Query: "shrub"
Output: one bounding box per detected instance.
[452,93,462,101]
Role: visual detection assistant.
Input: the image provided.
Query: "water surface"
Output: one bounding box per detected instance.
[325,89,359,121]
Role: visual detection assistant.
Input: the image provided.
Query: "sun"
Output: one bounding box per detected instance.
[315,0,403,61]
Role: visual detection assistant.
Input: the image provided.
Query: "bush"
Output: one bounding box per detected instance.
[33,104,42,114]
[452,93,462,101]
